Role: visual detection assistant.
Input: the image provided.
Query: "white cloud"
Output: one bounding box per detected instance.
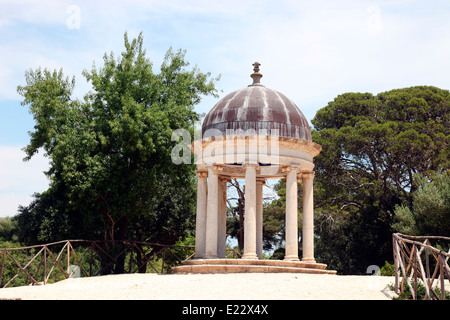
[3,0,449,102]
[221,0,450,119]
[0,146,50,217]
[0,0,68,26]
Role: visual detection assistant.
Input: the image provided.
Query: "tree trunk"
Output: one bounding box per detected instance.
[113,216,128,274]
[238,198,244,251]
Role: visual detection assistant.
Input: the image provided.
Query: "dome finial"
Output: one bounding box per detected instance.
[253,61,261,73]
[249,61,264,86]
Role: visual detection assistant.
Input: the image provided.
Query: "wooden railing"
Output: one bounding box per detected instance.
[393,233,450,300]
[0,240,191,288]
[0,239,242,288]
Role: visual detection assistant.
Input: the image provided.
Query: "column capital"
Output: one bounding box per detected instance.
[282,165,302,173]
[302,171,315,180]
[256,179,266,186]
[205,164,221,173]
[196,170,208,178]
[219,176,231,183]
[242,162,259,169]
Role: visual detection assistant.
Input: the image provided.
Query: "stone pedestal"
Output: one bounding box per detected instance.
[173,259,336,275]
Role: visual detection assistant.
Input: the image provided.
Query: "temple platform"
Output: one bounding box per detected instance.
[172,259,337,275]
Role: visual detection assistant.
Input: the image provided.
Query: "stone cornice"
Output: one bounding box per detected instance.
[192,135,321,158]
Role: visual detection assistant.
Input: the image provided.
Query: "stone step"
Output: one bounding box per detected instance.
[181,258,328,270]
[172,264,337,275]
[172,259,337,275]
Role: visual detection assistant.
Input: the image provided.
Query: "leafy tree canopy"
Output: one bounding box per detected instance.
[312,86,449,210]
[15,32,219,245]
[394,171,450,236]
[311,86,449,274]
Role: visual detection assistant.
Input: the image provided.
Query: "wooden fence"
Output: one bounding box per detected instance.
[393,233,450,300]
[0,240,241,288]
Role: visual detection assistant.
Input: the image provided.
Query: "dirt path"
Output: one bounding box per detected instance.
[0,273,396,300]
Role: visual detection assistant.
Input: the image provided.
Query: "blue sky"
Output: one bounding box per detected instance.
[1,0,450,217]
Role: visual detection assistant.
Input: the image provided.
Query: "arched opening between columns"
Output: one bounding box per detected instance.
[193,164,315,263]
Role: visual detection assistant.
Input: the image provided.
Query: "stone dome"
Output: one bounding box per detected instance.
[202,62,312,141]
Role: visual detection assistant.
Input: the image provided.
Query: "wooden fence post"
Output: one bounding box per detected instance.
[43,247,47,285]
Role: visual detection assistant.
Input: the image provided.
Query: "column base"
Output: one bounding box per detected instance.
[205,255,218,259]
[302,258,316,263]
[284,255,300,261]
[241,253,258,260]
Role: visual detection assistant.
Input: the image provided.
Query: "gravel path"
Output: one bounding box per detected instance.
[0,273,396,300]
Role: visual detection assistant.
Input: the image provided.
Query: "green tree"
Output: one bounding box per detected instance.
[311,86,449,274]
[15,188,74,244]
[226,179,287,253]
[0,217,18,242]
[16,32,219,250]
[393,171,450,236]
[226,179,246,251]
[261,179,289,254]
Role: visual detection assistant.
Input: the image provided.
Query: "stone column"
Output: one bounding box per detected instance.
[205,166,219,259]
[302,171,315,263]
[285,166,300,261]
[256,179,265,259]
[194,171,208,258]
[217,177,229,258]
[242,163,258,260]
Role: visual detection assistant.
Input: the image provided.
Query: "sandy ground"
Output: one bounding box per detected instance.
[0,273,396,300]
